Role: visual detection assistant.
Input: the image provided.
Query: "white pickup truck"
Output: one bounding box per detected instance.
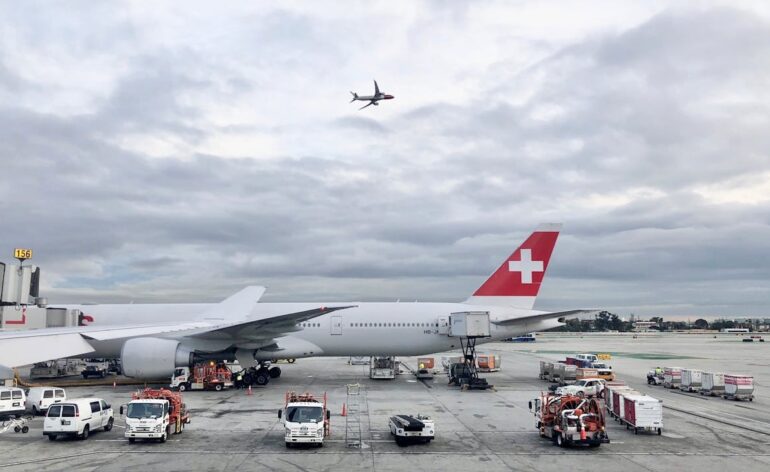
[556,378,606,398]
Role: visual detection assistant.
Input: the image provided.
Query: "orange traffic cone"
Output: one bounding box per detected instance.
[247,385,253,396]
[580,429,586,441]
[341,403,347,416]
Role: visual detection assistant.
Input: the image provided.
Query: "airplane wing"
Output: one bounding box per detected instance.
[0,286,352,368]
[492,309,598,326]
[359,101,375,110]
[374,79,380,95]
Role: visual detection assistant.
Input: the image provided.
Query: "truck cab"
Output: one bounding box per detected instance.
[171,364,233,391]
[123,399,171,443]
[279,392,330,447]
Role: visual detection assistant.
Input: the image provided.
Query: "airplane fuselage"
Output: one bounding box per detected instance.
[66,302,559,360]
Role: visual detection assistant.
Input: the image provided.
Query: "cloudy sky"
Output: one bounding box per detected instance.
[1,0,769,317]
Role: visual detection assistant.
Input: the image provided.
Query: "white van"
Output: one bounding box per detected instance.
[0,387,26,420]
[25,387,66,415]
[43,398,114,440]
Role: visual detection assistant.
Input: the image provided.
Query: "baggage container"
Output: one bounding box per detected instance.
[723,374,754,401]
[549,363,563,383]
[554,363,577,385]
[477,354,501,372]
[417,358,435,370]
[539,361,553,381]
[621,394,662,435]
[700,372,725,396]
[663,367,682,389]
[680,369,702,392]
[608,387,636,418]
[576,368,598,380]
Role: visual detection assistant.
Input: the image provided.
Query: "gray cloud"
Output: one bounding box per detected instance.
[0,3,769,317]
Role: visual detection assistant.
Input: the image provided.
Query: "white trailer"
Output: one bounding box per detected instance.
[539,361,553,381]
[723,374,754,401]
[680,369,702,392]
[619,394,663,435]
[700,372,725,396]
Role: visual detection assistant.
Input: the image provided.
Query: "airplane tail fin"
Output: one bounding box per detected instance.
[464,224,561,309]
[350,92,358,102]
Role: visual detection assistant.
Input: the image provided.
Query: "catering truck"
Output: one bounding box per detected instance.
[278,391,330,448]
[122,388,189,443]
[171,363,234,392]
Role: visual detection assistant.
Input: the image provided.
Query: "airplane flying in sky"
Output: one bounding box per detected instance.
[350,80,394,110]
[0,224,590,384]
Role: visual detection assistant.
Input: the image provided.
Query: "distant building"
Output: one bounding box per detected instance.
[633,321,658,332]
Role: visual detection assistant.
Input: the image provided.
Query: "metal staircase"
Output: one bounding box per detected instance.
[345,383,364,448]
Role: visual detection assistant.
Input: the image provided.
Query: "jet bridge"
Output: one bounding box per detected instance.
[448,312,493,390]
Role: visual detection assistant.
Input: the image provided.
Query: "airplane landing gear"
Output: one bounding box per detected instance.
[269,366,282,379]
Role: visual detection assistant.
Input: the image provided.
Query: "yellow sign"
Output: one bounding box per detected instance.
[14,248,33,260]
[597,353,612,360]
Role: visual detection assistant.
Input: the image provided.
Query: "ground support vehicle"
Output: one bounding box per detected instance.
[44,398,113,441]
[81,361,109,379]
[0,387,26,420]
[416,357,435,379]
[447,362,491,390]
[556,378,606,398]
[171,363,234,391]
[700,372,725,396]
[723,375,754,401]
[279,391,330,447]
[0,416,31,434]
[370,356,396,379]
[389,414,434,446]
[647,369,664,385]
[619,394,662,435]
[25,387,66,416]
[592,362,615,381]
[122,388,189,443]
[539,361,553,381]
[530,393,610,448]
[663,367,682,389]
[348,356,369,365]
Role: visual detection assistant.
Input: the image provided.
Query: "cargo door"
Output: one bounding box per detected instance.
[437,316,449,335]
[330,316,343,335]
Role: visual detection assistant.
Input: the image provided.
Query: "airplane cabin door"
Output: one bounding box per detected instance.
[331,315,343,335]
[438,316,449,335]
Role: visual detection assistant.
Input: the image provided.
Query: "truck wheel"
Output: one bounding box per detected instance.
[80,425,89,440]
[48,434,57,441]
[128,438,135,443]
[32,406,39,416]
[22,425,29,434]
[269,367,282,379]
[556,433,565,448]
[288,358,296,364]
[214,383,223,391]
[179,383,188,392]
[104,418,114,432]
[577,391,585,398]
[255,372,270,386]
[285,442,292,449]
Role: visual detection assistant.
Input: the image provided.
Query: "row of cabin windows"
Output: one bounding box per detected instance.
[296,322,439,328]
[350,322,438,328]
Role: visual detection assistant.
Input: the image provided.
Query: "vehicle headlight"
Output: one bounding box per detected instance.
[154,424,162,432]
[286,427,292,435]
[317,427,324,437]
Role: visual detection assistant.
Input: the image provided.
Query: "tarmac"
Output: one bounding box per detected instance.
[1,333,768,471]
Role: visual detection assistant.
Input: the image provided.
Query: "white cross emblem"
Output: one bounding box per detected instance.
[508,249,544,284]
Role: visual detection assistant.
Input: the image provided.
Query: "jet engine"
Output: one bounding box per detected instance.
[121,338,193,378]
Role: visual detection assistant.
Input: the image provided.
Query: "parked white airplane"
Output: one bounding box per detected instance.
[0,224,589,383]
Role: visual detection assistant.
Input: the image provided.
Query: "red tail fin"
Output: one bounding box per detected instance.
[465,224,561,309]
